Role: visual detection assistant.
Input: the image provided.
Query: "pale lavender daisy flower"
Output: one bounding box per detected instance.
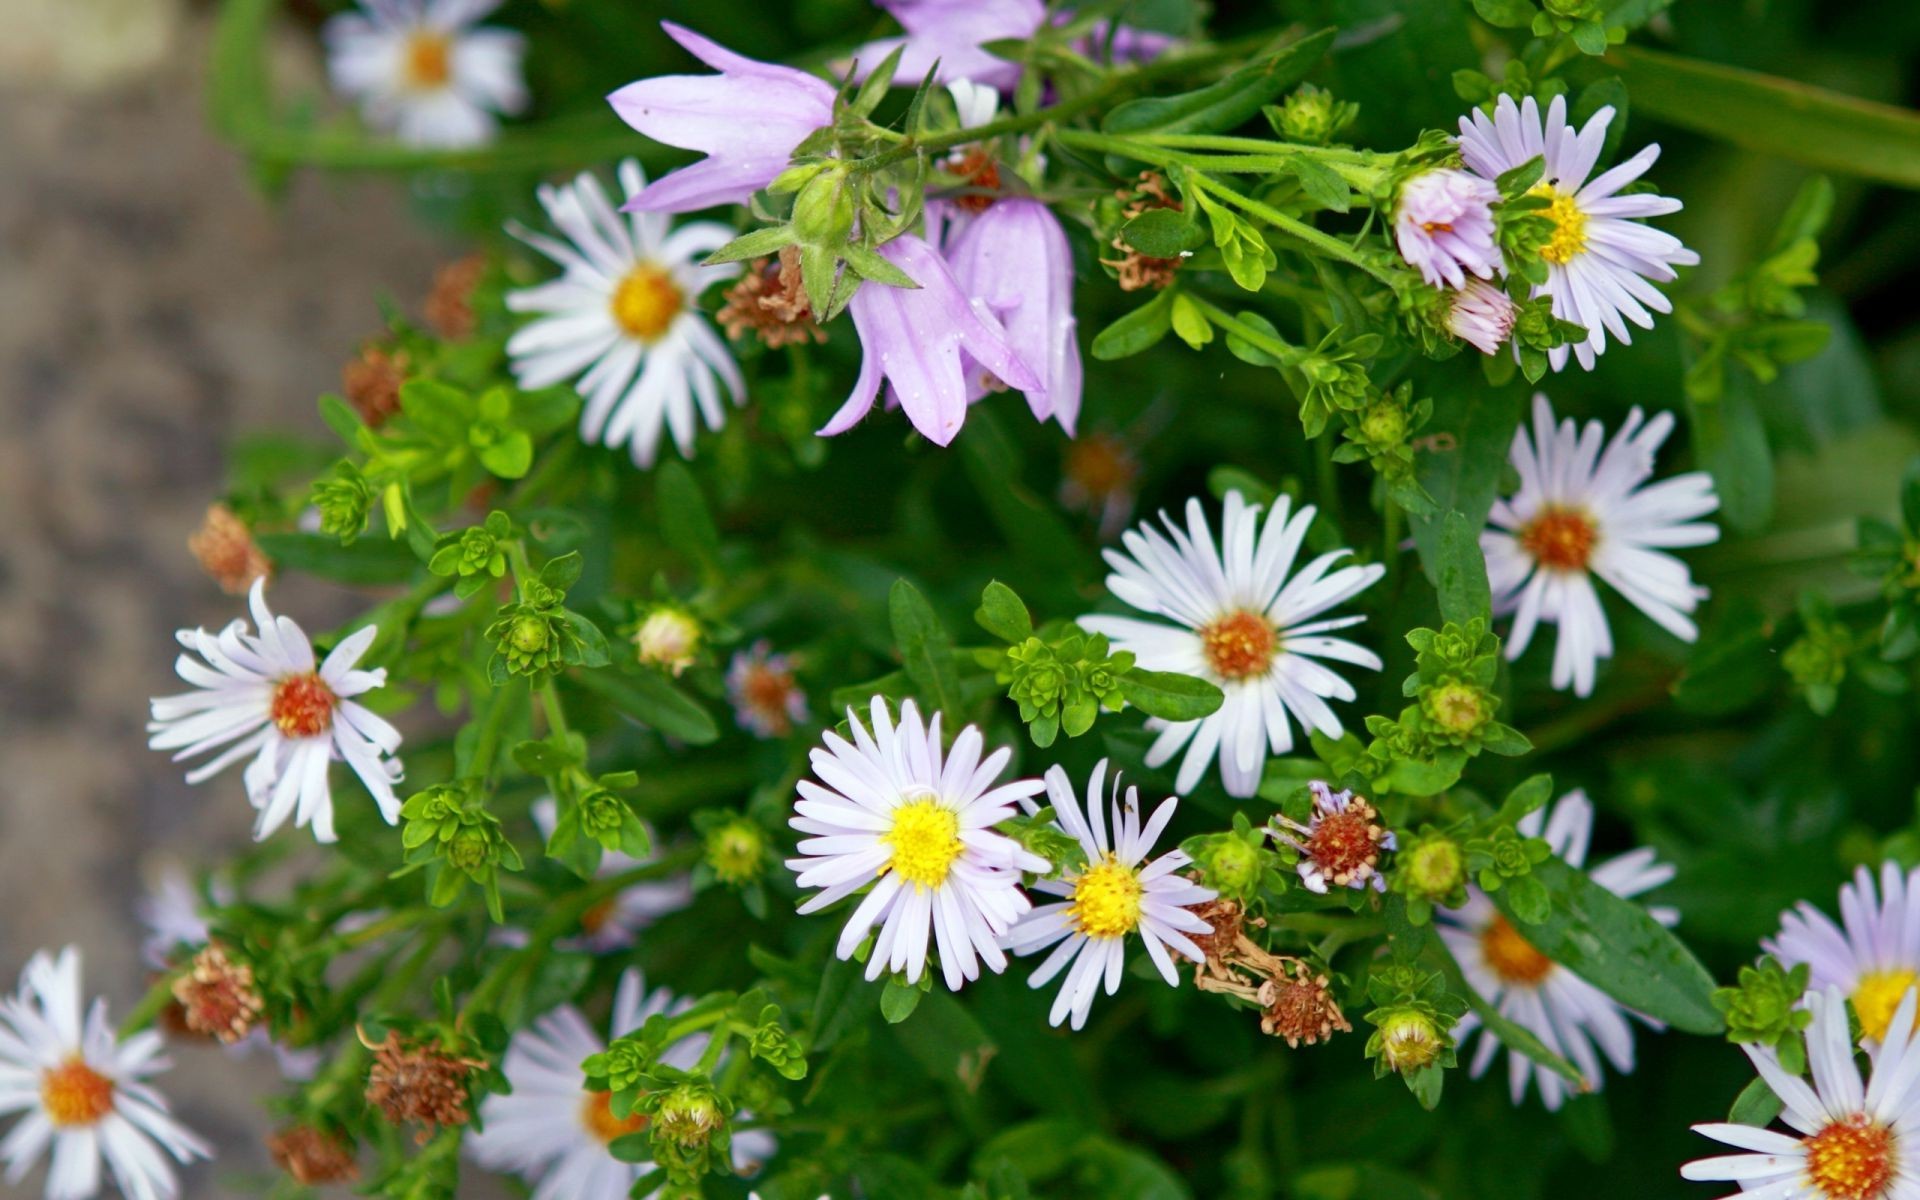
[946,197,1083,434]
[726,641,810,739]
[323,0,526,149]
[817,235,1043,446]
[1003,761,1215,1031]
[1437,791,1677,1110]
[1395,168,1501,290]
[1447,278,1518,355]
[1482,394,1720,698]
[1766,861,1920,1046]
[609,23,836,214]
[1457,94,1699,371]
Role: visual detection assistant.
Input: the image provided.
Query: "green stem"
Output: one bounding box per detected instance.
[466,676,523,782]
[1190,174,1396,283]
[1183,294,1301,361]
[118,973,182,1039]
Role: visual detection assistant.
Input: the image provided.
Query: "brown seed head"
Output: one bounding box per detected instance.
[424,254,486,340]
[268,1126,360,1186]
[1260,964,1351,1047]
[171,944,265,1044]
[189,504,271,595]
[364,1031,485,1138]
[342,344,409,427]
[716,245,823,348]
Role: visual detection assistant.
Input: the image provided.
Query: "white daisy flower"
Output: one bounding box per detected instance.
[1481,394,1720,698]
[0,947,211,1200]
[323,0,527,149]
[469,969,773,1198]
[1080,491,1386,798]
[148,580,404,844]
[1682,987,1920,1200]
[1003,760,1215,1031]
[1394,168,1501,291]
[787,697,1049,991]
[526,798,693,952]
[1457,93,1699,371]
[1446,278,1518,356]
[1767,861,1920,1047]
[506,160,744,469]
[1437,790,1678,1110]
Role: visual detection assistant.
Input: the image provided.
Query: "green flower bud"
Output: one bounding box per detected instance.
[633,606,702,676]
[703,816,768,886]
[312,464,374,545]
[1712,957,1813,1059]
[1369,1007,1445,1073]
[1401,834,1465,902]
[1421,679,1490,738]
[1204,835,1263,895]
[1273,83,1357,146]
[792,167,855,247]
[509,615,549,654]
[448,829,490,871]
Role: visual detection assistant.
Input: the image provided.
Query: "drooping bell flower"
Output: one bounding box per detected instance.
[818,236,1043,447]
[609,23,835,213]
[946,197,1083,434]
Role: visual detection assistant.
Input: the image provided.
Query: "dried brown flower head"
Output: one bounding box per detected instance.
[1261,963,1351,1047]
[363,1031,485,1139]
[342,344,409,427]
[171,943,265,1044]
[424,254,487,340]
[716,245,823,348]
[1185,897,1245,966]
[268,1126,360,1186]
[189,504,271,595]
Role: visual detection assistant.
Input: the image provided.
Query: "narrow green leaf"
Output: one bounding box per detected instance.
[880,976,924,1024]
[975,582,1034,643]
[1118,668,1224,721]
[1729,1074,1784,1127]
[890,579,963,722]
[1121,208,1204,258]
[655,460,720,570]
[1492,858,1723,1035]
[254,532,418,584]
[1091,291,1175,361]
[704,224,798,266]
[1103,28,1336,136]
[1687,365,1775,533]
[574,670,720,745]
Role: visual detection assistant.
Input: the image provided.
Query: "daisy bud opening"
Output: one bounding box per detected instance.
[1195,835,1264,897]
[1443,279,1517,356]
[364,1031,485,1138]
[268,1126,360,1186]
[189,503,272,595]
[702,815,769,886]
[727,641,809,738]
[716,247,824,348]
[171,943,265,1044]
[1273,83,1357,145]
[634,608,702,676]
[1368,1007,1444,1073]
[1420,679,1490,738]
[341,343,409,427]
[1261,964,1351,1047]
[1394,168,1500,290]
[424,254,485,340]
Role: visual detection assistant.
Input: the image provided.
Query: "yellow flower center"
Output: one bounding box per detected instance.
[1199,610,1279,681]
[611,265,683,342]
[1529,185,1589,265]
[271,672,337,738]
[1518,505,1598,573]
[403,32,452,89]
[1480,915,1554,986]
[41,1059,114,1127]
[1804,1114,1896,1200]
[1854,969,1919,1042]
[1070,856,1145,939]
[883,798,964,890]
[580,1090,648,1145]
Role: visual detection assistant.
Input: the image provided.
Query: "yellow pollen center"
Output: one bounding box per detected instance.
[1200,610,1279,681]
[1518,506,1598,573]
[403,33,451,89]
[1854,969,1920,1043]
[1481,915,1554,986]
[1071,856,1145,939]
[581,1090,648,1145]
[611,265,683,342]
[883,799,964,890]
[1804,1114,1896,1200]
[271,672,337,738]
[1529,185,1589,265]
[41,1059,114,1127]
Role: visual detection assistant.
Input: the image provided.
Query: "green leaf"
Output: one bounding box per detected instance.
[975,581,1033,643]
[1470,0,1535,27]
[880,976,924,1024]
[1687,365,1775,534]
[1492,858,1723,1035]
[1453,970,1587,1087]
[1285,156,1351,212]
[1729,1074,1785,1127]
[254,532,419,585]
[843,243,921,290]
[477,430,533,479]
[655,460,720,570]
[573,670,720,745]
[1432,511,1493,626]
[1118,669,1224,721]
[1121,208,1205,258]
[562,609,610,668]
[1413,371,1520,613]
[1103,28,1336,136]
[1091,291,1175,361]
[1614,45,1920,189]
[1495,775,1555,826]
[705,223,799,267]
[318,394,365,444]
[890,579,963,722]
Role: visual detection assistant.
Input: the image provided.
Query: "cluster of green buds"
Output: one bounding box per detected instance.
[1466,0,1612,57]
[1192,188,1281,292]
[1333,381,1436,515]
[1711,957,1813,1073]
[1292,329,1385,439]
[1182,812,1286,902]
[1682,177,1832,403]
[483,552,611,682]
[1268,82,1358,145]
[427,510,511,599]
[1362,966,1466,1103]
[997,630,1132,747]
[1388,827,1470,922]
[1364,620,1530,795]
[312,462,375,544]
[397,779,523,921]
[1464,825,1552,922]
[739,994,810,1082]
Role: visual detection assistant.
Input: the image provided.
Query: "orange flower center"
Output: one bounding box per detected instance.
[742,666,796,728]
[581,1090,648,1145]
[949,147,1002,213]
[1518,506,1598,572]
[271,672,336,738]
[611,265,683,342]
[1064,435,1137,498]
[1200,610,1278,680]
[404,32,452,89]
[41,1059,114,1127]
[1306,807,1383,883]
[1804,1115,1896,1200]
[1480,915,1554,986]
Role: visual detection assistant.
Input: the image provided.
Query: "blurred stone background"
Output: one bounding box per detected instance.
[0,2,458,1192]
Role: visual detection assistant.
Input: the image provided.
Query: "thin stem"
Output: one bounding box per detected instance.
[1190,174,1396,283]
[1183,294,1301,362]
[118,973,181,1039]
